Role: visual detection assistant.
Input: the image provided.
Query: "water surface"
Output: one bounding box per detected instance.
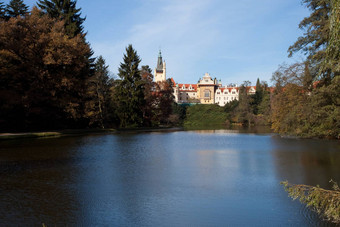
[0,129,339,226]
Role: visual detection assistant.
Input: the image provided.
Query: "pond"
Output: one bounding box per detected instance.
[0,129,339,226]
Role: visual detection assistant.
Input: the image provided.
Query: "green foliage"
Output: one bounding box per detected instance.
[224,99,239,113]
[171,103,187,125]
[85,56,115,128]
[322,0,340,76]
[0,2,6,19]
[5,0,28,18]
[184,104,227,127]
[271,0,340,139]
[222,79,271,126]
[288,0,331,82]
[233,82,254,126]
[281,180,340,224]
[37,0,84,37]
[115,45,145,128]
[308,76,340,138]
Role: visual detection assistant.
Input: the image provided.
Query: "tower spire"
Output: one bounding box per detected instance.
[157,49,163,71]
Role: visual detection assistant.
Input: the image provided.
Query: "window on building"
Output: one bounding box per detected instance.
[232,91,235,94]
[217,92,220,94]
[204,90,210,98]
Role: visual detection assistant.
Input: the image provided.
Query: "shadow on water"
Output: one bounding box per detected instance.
[271,136,340,189]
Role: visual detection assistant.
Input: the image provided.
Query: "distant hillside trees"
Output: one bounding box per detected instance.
[222,79,271,127]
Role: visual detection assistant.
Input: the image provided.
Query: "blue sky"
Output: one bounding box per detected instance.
[8,0,309,85]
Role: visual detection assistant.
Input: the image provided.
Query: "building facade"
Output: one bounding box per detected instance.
[153,52,256,106]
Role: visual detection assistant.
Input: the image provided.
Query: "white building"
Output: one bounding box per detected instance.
[214,87,239,106]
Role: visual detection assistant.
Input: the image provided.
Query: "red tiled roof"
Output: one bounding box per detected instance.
[215,87,239,93]
[178,83,197,92]
[170,78,176,86]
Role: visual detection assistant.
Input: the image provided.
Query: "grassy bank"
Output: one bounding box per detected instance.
[183,104,227,127]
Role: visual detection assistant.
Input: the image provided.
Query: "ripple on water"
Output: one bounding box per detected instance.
[299,203,336,227]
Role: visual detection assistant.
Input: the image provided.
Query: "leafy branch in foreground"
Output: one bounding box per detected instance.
[281,180,340,223]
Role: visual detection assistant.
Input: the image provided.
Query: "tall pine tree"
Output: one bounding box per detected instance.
[6,0,28,18]
[37,0,84,37]
[85,56,113,128]
[288,0,331,83]
[116,45,145,128]
[0,2,6,19]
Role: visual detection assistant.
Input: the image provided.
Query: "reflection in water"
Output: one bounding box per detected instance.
[271,136,340,189]
[0,137,84,225]
[0,131,339,226]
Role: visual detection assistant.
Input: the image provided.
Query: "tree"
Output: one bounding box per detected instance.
[234,81,253,126]
[253,78,263,115]
[288,0,331,82]
[0,7,92,131]
[5,0,28,18]
[85,56,113,128]
[140,65,156,126]
[257,81,271,116]
[156,79,175,124]
[37,0,84,37]
[115,45,145,128]
[281,180,340,224]
[0,1,6,19]
[270,63,310,135]
[322,0,340,76]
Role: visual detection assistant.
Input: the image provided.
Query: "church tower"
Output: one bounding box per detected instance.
[154,50,166,83]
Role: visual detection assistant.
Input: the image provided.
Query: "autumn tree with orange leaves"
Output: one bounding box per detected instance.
[0,7,92,131]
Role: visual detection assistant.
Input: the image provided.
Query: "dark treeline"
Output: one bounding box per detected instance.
[0,0,175,132]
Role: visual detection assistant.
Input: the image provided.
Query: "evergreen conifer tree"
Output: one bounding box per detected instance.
[6,0,28,18]
[116,45,145,128]
[255,78,262,93]
[0,2,6,19]
[288,0,331,82]
[85,56,113,128]
[37,0,84,37]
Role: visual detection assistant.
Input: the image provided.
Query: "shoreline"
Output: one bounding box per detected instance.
[0,127,183,140]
